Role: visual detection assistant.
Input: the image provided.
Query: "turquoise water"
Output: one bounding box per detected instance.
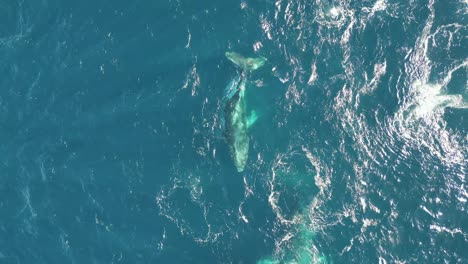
[1,0,467,263]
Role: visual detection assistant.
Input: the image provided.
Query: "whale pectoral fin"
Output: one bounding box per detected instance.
[247,110,259,129]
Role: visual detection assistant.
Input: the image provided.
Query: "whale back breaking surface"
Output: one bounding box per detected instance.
[223,75,242,102]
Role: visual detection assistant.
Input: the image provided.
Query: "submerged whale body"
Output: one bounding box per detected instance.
[223,52,266,172]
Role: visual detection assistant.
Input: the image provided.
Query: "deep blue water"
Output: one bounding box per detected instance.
[1,0,467,263]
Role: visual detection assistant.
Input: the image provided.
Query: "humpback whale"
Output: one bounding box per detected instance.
[222,52,266,172]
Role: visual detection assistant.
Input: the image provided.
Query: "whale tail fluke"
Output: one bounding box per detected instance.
[226,51,267,71]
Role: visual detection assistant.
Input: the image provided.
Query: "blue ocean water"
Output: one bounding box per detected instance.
[1,0,467,263]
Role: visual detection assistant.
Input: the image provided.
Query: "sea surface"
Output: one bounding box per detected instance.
[1,0,467,263]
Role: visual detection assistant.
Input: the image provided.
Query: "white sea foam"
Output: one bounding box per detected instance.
[363,61,387,94]
[307,62,318,85]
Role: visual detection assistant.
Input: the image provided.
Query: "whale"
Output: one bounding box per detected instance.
[222,52,266,172]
